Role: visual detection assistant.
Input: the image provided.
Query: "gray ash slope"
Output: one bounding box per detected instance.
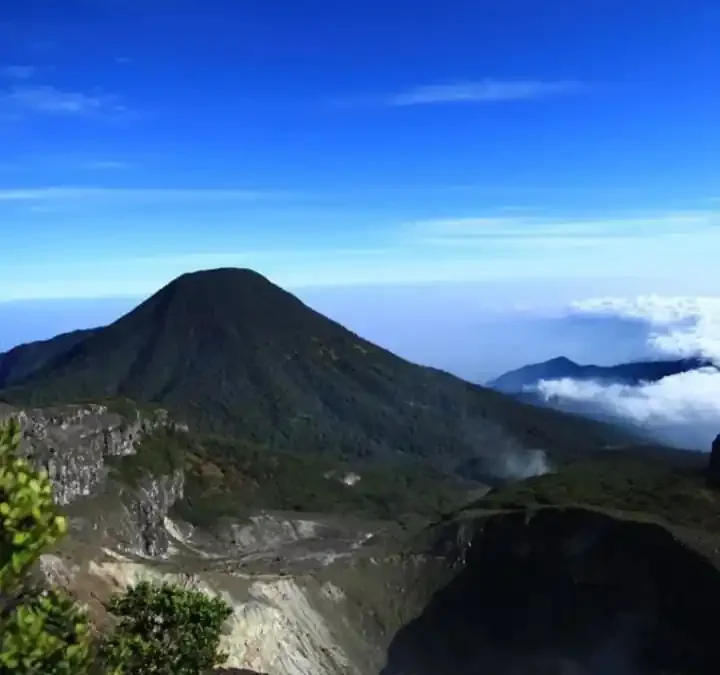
[0,268,632,473]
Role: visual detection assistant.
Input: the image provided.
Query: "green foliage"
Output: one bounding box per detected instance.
[101,580,232,675]
[1,589,92,675]
[167,434,471,527]
[0,419,93,675]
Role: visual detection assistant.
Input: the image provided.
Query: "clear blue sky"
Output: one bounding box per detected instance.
[1,0,719,300]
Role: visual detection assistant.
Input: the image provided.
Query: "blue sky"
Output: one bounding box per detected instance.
[1,0,719,301]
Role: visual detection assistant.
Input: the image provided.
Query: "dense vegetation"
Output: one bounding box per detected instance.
[101,581,232,675]
[0,268,631,476]
[105,427,475,526]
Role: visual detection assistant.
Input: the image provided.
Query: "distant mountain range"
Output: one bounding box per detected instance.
[488,355,718,449]
[0,268,632,476]
[489,355,713,395]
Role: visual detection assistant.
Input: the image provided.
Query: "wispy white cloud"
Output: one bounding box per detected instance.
[0,155,131,172]
[0,85,130,119]
[407,211,720,244]
[0,186,285,203]
[1,65,36,80]
[384,79,584,106]
[78,160,129,170]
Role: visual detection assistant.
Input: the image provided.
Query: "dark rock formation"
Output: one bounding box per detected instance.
[708,434,720,487]
[383,509,720,675]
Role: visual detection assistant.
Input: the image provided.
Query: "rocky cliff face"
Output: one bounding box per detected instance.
[0,402,182,505]
[126,469,186,556]
[1,401,189,559]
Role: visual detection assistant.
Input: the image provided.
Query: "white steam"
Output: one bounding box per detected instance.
[536,296,720,449]
[489,448,551,480]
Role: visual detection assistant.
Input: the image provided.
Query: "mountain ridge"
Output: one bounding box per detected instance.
[489,354,713,394]
[0,268,634,474]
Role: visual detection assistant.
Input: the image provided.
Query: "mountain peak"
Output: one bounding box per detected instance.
[544,356,578,367]
[489,356,582,392]
[126,267,310,335]
[158,267,285,303]
[171,267,272,286]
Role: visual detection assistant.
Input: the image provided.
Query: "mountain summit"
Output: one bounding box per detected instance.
[0,268,627,468]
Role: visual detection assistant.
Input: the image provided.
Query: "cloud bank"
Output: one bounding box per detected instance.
[572,296,720,362]
[537,296,720,449]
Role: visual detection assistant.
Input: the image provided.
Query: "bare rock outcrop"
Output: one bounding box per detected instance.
[0,402,181,505]
[1,402,188,558]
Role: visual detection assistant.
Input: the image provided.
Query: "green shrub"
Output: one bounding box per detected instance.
[0,419,93,674]
[101,580,233,675]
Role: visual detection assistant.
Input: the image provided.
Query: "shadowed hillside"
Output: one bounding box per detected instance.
[0,268,632,473]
